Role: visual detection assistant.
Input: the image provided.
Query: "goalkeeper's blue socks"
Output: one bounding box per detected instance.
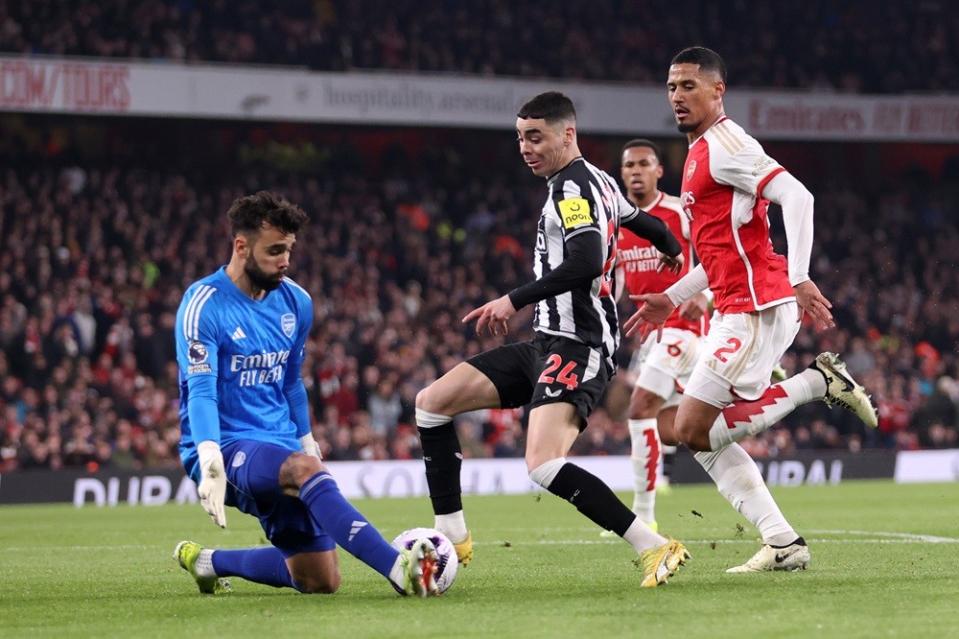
[299,471,400,578]
[211,547,297,589]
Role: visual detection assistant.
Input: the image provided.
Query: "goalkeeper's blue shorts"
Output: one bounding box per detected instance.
[200,439,336,557]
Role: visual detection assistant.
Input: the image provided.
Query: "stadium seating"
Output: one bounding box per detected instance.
[1,0,956,93]
[0,145,956,470]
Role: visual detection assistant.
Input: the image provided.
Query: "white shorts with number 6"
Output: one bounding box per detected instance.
[630,327,702,409]
[684,301,800,408]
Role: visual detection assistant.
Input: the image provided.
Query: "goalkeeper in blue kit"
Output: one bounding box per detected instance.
[172,191,439,597]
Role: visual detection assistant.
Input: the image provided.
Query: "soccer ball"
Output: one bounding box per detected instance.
[391,527,459,594]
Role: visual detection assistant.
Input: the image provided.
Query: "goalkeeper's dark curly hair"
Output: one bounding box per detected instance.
[227,191,308,237]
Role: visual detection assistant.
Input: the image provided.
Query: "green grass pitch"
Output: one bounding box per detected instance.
[1,480,957,639]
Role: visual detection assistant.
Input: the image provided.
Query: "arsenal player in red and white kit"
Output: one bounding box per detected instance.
[612,139,709,532]
[626,47,878,572]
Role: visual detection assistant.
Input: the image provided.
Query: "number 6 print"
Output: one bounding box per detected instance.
[713,337,742,363]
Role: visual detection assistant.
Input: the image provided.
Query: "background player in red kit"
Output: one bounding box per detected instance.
[609,139,708,532]
[626,47,879,572]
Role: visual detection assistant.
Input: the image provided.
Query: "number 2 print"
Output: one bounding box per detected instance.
[713,337,742,363]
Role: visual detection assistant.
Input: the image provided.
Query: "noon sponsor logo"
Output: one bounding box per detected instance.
[558,198,592,229]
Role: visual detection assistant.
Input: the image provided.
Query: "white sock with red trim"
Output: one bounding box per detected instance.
[708,369,826,451]
[628,418,659,524]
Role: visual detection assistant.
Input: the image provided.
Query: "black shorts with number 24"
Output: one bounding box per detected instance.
[466,333,612,430]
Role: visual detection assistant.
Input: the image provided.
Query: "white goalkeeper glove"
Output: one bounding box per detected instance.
[299,433,323,460]
[196,440,227,528]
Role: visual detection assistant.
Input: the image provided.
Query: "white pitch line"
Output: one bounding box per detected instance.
[806,529,959,543]
[484,527,959,544]
[475,537,959,547]
[2,530,957,553]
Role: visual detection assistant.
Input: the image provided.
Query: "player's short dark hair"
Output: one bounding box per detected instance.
[517,91,576,123]
[227,191,308,237]
[622,139,662,162]
[671,46,727,83]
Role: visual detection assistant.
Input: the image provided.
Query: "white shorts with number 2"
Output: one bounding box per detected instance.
[683,301,800,408]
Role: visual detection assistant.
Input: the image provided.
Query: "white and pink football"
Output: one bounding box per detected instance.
[391,527,459,594]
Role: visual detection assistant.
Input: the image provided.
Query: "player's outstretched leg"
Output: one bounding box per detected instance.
[285,454,439,596]
[415,406,472,565]
[694,444,810,573]
[174,542,348,593]
[527,403,688,587]
[689,353,876,451]
[415,362,503,566]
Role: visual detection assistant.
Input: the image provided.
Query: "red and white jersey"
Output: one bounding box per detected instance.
[617,192,706,336]
[680,117,794,314]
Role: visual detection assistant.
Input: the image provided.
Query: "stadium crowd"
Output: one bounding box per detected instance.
[0,146,956,472]
[1,0,957,93]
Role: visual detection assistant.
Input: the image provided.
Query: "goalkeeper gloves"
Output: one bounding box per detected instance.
[299,433,323,460]
[197,440,227,528]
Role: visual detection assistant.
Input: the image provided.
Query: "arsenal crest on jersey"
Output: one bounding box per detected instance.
[281,313,296,338]
[685,160,698,182]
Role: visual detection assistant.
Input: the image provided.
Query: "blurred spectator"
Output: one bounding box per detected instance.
[0,142,957,472]
[0,1,956,93]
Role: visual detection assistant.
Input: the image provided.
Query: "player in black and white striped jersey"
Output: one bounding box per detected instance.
[415,92,691,587]
[531,150,653,369]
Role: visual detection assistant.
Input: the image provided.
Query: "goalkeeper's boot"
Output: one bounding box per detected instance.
[726,538,810,573]
[399,537,440,597]
[639,539,690,588]
[451,531,473,567]
[811,352,878,428]
[602,520,657,538]
[173,540,232,594]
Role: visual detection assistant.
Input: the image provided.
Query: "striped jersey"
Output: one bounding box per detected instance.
[174,267,313,475]
[532,157,641,366]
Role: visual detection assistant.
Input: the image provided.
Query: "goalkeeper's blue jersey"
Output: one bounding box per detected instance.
[175,267,313,479]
